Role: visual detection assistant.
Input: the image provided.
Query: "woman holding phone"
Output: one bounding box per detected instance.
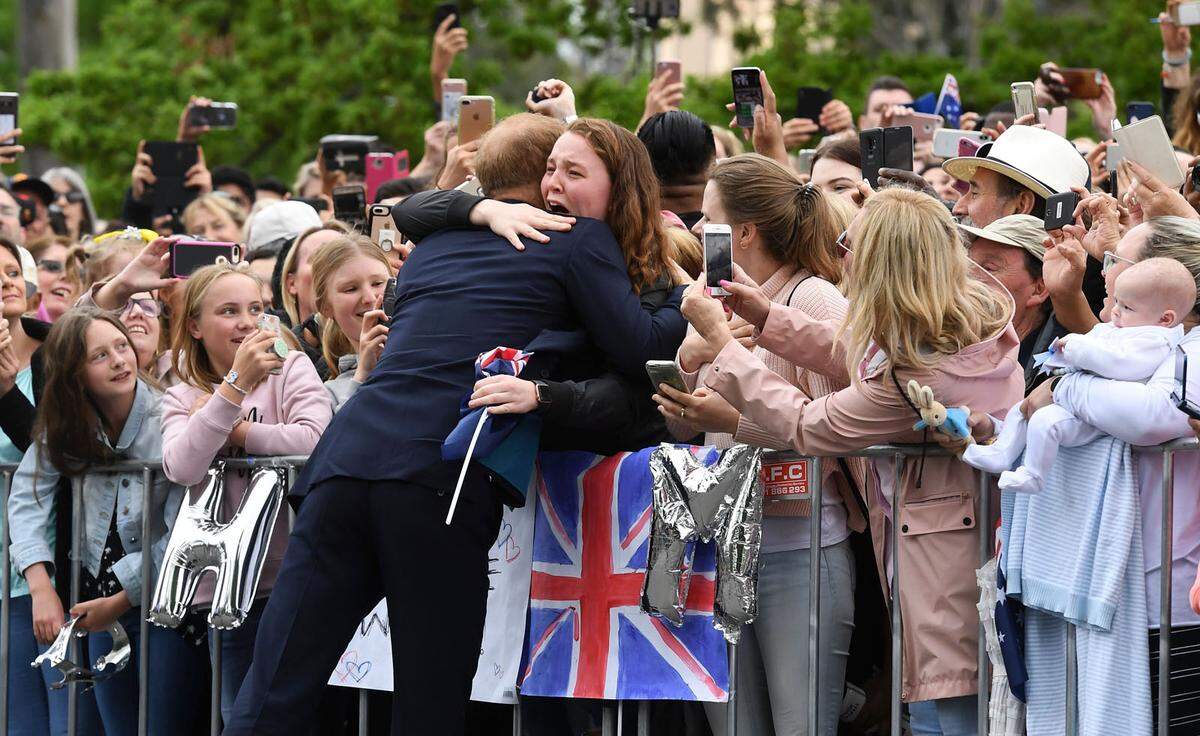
[680,188,1021,733]
[656,152,863,736]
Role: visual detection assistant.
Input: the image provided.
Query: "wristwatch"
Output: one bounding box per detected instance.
[224,370,247,396]
[533,380,552,411]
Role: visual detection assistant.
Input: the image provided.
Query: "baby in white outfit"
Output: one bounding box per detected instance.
[964,257,1197,493]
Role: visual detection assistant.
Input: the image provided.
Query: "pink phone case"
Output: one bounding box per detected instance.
[366,153,402,203]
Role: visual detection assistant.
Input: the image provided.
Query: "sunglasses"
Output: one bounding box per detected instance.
[37,259,64,274]
[55,190,86,204]
[121,297,162,319]
[835,230,853,255]
[1101,250,1136,276]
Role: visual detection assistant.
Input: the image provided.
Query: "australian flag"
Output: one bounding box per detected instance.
[996,548,1029,701]
[519,448,730,701]
[913,73,963,129]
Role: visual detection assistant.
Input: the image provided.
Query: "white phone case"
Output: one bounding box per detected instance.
[1111,115,1185,190]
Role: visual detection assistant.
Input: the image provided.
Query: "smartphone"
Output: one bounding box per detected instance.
[1106,143,1123,173]
[332,184,367,228]
[441,78,467,125]
[170,239,240,278]
[187,102,238,129]
[257,313,288,374]
[368,203,400,252]
[646,360,688,395]
[1043,192,1080,231]
[1173,2,1200,25]
[432,3,461,31]
[319,134,378,178]
[382,277,399,319]
[458,95,495,144]
[1127,101,1156,124]
[365,151,407,203]
[655,60,682,87]
[703,224,733,296]
[1039,106,1068,137]
[731,67,764,129]
[144,141,200,216]
[1172,347,1200,420]
[933,129,988,159]
[1058,68,1104,100]
[293,196,329,213]
[1111,115,1186,189]
[795,86,833,127]
[795,149,817,176]
[0,92,18,144]
[889,111,943,143]
[860,127,913,188]
[1011,82,1037,120]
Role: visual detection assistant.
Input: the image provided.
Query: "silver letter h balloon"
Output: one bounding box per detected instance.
[640,444,764,643]
[148,462,287,630]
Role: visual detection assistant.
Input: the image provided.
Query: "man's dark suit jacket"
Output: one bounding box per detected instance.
[292,217,686,504]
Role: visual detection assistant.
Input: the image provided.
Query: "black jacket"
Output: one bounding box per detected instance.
[293,211,686,506]
[392,189,683,455]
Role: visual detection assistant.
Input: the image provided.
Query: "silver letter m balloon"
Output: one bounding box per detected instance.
[148,462,287,630]
[640,444,764,644]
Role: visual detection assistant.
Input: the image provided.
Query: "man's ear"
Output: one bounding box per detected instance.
[1014,189,1037,217]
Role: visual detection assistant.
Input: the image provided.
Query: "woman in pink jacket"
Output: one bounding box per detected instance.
[160,263,332,721]
[679,188,1022,733]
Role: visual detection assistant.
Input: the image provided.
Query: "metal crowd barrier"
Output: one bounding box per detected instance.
[2,438,1197,736]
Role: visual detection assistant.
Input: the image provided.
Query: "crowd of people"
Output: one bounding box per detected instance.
[5,2,1200,735]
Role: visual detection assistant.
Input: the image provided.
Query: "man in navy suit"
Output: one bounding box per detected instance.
[223,114,686,735]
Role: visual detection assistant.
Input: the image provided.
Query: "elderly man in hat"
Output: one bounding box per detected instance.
[959,214,1063,390]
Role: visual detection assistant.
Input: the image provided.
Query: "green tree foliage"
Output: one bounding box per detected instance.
[2,0,1185,216]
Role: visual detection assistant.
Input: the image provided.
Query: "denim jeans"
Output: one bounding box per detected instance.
[8,594,103,736]
[704,540,857,736]
[88,607,209,736]
[908,695,978,736]
[209,598,267,723]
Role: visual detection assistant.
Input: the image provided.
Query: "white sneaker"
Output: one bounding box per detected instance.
[998,466,1044,494]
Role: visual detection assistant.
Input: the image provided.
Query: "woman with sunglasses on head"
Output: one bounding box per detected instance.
[43,167,99,240]
[75,232,181,386]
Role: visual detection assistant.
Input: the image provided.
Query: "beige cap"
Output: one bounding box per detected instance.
[957,214,1047,261]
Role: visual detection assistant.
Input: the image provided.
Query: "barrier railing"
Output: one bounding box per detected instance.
[1,437,1195,736]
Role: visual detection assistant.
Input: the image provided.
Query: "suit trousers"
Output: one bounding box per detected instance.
[221,475,503,736]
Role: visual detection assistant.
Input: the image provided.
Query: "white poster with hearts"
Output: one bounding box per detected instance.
[328,495,537,704]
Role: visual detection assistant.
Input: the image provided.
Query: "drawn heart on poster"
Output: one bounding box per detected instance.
[340,651,372,683]
[496,521,521,563]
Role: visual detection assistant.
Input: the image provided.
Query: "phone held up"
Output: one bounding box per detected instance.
[368,204,401,253]
[144,141,200,217]
[731,67,764,129]
[645,360,688,395]
[794,87,833,129]
[332,185,367,229]
[320,134,378,178]
[1043,191,1080,231]
[365,150,409,203]
[703,224,733,297]
[655,60,682,87]
[170,239,240,279]
[859,126,914,189]
[458,96,495,144]
[432,3,461,31]
[256,313,289,375]
[441,78,467,125]
[1010,82,1037,120]
[0,92,18,144]
[187,102,238,129]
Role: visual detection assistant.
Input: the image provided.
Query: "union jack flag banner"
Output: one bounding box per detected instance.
[519,447,730,702]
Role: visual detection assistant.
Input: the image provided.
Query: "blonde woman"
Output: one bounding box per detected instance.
[657,153,862,736]
[309,234,393,411]
[182,192,246,243]
[674,188,1021,731]
[277,221,351,377]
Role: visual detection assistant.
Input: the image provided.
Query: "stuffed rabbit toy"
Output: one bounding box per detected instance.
[905,379,973,443]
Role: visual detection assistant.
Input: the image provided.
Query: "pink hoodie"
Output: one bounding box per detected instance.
[161,351,332,607]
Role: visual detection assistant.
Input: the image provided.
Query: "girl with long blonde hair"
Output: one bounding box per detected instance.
[159,262,331,721]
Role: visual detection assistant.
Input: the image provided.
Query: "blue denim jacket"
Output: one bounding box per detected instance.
[7,379,183,605]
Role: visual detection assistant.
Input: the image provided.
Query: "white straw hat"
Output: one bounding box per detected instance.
[943,125,1089,198]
